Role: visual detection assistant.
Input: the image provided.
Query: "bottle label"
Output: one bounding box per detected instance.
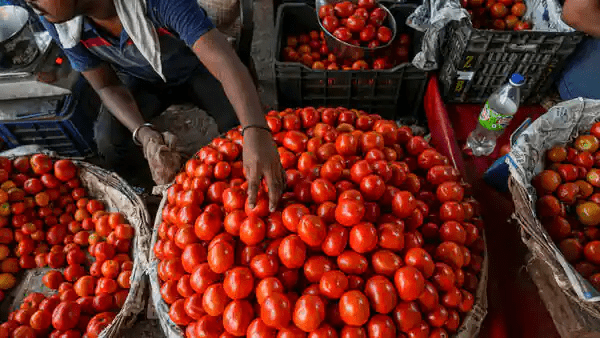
[478,102,513,131]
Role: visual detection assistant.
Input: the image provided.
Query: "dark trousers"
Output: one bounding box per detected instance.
[93,70,239,185]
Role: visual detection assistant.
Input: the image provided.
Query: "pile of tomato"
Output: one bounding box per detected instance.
[0,155,135,338]
[534,122,600,291]
[460,0,529,30]
[155,106,485,338]
[318,0,393,48]
[282,30,411,71]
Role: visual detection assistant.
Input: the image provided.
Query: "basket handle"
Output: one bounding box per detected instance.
[507,43,540,53]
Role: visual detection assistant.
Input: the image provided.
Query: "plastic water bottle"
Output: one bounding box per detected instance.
[466,73,525,157]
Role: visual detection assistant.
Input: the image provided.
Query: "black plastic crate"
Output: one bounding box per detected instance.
[274,3,429,122]
[0,79,97,158]
[439,19,583,104]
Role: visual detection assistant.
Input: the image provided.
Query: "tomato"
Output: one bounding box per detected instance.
[435,241,465,268]
[266,212,287,239]
[348,222,378,253]
[310,179,337,205]
[195,208,224,241]
[338,290,370,326]
[404,248,435,278]
[369,250,401,277]
[43,270,65,290]
[52,301,81,331]
[335,199,365,226]
[439,202,465,222]
[282,204,310,232]
[283,131,309,153]
[394,266,425,301]
[333,27,352,42]
[321,224,349,257]
[337,250,368,275]
[438,221,467,245]
[260,293,292,329]
[298,215,327,247]
[73,276,95,297]
[223,300,254,336]
[292,295,326,332]
[392,191,417,219]
[577,202,600,226]
[54,160,77,182]
[584,241,600,265]
[431,263,456,292]
[346,14,366,33]
[239,216,266,246]
[182,243,207,273]
[223,267,254,300]
[334,1,356,17]
[250,253,278,279]
[279,235,307,269]
[84,312,115,338]
[207,241,235,273]
[200,283,229,316]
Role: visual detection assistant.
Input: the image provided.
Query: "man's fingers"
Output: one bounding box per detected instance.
[246,166,261,209]
[265,165,285,212]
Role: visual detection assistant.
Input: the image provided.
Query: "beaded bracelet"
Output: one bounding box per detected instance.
[132,123,155,146]
[241,125,271,136]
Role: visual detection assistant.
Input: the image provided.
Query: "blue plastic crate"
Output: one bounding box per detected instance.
[0,79,97,158]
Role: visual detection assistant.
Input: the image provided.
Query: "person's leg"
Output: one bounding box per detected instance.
[557,38,600,101]
[183,71,240,133]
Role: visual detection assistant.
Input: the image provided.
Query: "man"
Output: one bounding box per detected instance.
[557,0,600,100]
[24,0,284,210]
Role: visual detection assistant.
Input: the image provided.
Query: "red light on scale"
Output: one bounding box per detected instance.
[55,57,64,65]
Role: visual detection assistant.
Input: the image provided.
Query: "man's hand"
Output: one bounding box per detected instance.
[139,127,182,186]
[243,128,285,212]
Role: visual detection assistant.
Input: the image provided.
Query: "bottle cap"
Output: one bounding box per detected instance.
[509,73,525,86]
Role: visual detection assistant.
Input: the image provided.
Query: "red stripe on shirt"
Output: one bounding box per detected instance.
[157,27,172,36]
[81,37,111,48]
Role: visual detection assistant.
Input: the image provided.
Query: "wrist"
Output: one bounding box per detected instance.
[242,125,271,136]
[132,123,156,146]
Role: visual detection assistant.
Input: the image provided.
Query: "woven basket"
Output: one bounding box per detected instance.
[508,98,600,337]
[0,146,152,337]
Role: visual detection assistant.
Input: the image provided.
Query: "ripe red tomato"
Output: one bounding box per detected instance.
[334,1,356,17]
[86,312,116,338]
[333,27,353,42]
[223,300,254,336]
[293,294,326,332]
[346,15,366,33]
[394,266,425,301]
[52,301,81,331]
[261,293,293,329]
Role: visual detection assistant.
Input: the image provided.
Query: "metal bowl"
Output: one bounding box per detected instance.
[0,5,39,68]
[315,0,397,62]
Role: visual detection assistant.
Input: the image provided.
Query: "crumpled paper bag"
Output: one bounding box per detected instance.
[143,132,182,186]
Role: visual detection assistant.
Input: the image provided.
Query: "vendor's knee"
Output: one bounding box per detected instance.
[93,107,131,168]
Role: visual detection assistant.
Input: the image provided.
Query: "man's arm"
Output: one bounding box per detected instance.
[191,29,267,128]
[191,29,284,210]
[81,63,156,141]
[562,0,600,37]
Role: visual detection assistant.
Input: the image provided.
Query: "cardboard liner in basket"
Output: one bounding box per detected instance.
[507,98,600,335]
[148,186,490,337]
[0,147,152,338]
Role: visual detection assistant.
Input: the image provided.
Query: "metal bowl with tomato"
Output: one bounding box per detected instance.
[316,0,397,61]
